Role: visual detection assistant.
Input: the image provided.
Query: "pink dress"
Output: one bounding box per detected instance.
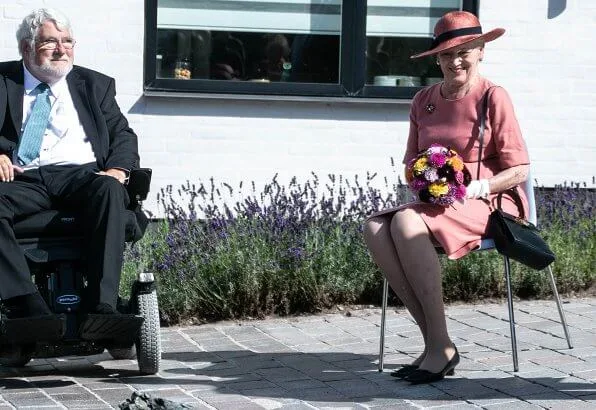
[370,77,530,259]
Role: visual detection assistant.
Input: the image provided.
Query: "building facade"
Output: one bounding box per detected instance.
[0,1,594,215]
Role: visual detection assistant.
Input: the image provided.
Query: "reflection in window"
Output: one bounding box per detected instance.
[156,30,340,83]
[366,0,461,87]
[156,0,341,84]
[366,36,442,87]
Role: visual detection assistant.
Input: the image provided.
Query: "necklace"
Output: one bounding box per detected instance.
[441,78,477,100]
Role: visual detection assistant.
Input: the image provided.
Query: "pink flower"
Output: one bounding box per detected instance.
[427,144,447,155]
[429,152,447,167]
[454,184,466,199]
[455,171,464,184]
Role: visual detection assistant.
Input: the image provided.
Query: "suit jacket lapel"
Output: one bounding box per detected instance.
[4,63,24,135]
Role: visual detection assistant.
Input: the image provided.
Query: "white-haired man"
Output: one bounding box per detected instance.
[0,8,139,318]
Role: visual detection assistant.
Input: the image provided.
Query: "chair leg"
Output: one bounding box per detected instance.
[547,266,573,349]
[503,256,519,372]
[378,278,389,372]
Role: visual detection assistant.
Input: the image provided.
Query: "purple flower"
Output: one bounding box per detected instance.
[409,178,428,192]
[435,195,454,206]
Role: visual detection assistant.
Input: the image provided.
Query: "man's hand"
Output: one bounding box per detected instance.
[0,154,23,182]
[97,168,127,184]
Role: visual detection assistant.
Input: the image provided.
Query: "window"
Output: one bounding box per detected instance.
[144,0,478,99]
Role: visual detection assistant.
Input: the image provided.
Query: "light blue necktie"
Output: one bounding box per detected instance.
[18,83,51,166]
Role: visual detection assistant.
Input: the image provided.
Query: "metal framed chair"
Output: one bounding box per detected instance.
[378,175,573,372]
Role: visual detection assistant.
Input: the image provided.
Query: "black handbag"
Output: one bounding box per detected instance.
[488,189,555,270]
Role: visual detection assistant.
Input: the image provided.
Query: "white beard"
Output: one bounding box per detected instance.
[35,60,73,82]
[26,51,73,83]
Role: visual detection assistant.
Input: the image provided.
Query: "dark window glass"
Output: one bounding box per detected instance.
[366,36,443,87]
[156,29,340,84]
[365,1,461,88]
[144,0,478,99]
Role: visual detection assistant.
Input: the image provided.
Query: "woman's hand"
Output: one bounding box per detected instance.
[466,179,490,199]
[0,154,23,182]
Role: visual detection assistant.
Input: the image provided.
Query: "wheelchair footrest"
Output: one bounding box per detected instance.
[80,314,143,342]
[0,314,66,344]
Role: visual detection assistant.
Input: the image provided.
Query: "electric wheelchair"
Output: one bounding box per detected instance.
[0,168,161,374]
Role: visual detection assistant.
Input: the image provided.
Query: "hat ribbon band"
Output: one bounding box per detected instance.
[430,26,483,50]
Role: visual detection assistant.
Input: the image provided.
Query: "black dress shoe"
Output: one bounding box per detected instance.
[405,347,460,385]
[2,292,52,319]
[390,364,418,378]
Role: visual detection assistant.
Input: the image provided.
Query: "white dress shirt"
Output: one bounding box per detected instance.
[18,64,96,170]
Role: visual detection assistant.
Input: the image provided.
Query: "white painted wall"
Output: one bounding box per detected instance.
[0,1,594,215]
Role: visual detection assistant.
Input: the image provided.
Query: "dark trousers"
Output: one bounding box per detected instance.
[0,164,129,308]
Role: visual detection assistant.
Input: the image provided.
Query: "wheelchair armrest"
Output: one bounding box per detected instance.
[127,168,152,205]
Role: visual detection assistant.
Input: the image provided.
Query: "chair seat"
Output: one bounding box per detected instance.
[14,210,143,243]
[477,238,496,250]
[435,238,496,255]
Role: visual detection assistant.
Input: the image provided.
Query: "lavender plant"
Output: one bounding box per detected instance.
[122,171,595,324]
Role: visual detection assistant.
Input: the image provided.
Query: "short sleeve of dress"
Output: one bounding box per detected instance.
[403,91,421,165]
[489,87,530,168]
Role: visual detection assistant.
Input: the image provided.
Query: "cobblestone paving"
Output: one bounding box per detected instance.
[1,297,595,409]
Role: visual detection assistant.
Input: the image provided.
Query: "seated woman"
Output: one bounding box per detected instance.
[363,11,530,384]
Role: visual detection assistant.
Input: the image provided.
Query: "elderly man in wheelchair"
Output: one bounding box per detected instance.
[0,167,159,374]
[0,8,160,374]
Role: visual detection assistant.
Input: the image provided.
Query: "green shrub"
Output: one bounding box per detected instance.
[122,174,595,324]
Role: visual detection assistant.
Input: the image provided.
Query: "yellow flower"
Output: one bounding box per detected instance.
[428,181,449,197]
[412,157,428,175]
[447,156,464,171]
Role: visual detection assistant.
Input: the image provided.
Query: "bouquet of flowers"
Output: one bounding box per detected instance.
[405,144,471,206]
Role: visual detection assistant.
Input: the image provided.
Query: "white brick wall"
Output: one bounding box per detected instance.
[480,0,596,187]
[0,1,594,215]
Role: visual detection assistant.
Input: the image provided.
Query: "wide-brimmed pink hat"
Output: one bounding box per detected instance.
[410,11,505,59]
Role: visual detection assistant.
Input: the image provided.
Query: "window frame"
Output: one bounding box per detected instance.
[143,0,479,100]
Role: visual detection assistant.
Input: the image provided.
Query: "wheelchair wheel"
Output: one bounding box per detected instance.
[0,345,32,367]
[134,288,161,374]
[108,345,136,360]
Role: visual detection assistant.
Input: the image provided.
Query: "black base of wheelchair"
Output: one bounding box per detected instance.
[0,314,66,344]
[0,168,160,372]
[80,314,144,343]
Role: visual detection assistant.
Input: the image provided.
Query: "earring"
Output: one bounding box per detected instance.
[436,59,440,65]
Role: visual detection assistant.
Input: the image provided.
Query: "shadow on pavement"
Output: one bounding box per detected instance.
[1,350,594,403]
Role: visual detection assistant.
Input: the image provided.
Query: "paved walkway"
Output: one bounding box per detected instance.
[1,297,595,409]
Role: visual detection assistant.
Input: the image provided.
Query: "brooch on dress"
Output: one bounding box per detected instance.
[425,104,436,114]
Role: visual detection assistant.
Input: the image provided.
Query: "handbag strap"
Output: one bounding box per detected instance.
[476,87,495,180]
[495,188,526,220]
[476,86,526,222]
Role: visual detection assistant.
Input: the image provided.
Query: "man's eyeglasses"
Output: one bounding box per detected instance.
[35,38,76,51]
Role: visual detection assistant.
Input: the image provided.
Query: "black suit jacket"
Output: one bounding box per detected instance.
[0,61,139,171]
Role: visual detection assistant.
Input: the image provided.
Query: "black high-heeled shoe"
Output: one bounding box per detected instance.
[405,347,460,385]
[390,364,418,379]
